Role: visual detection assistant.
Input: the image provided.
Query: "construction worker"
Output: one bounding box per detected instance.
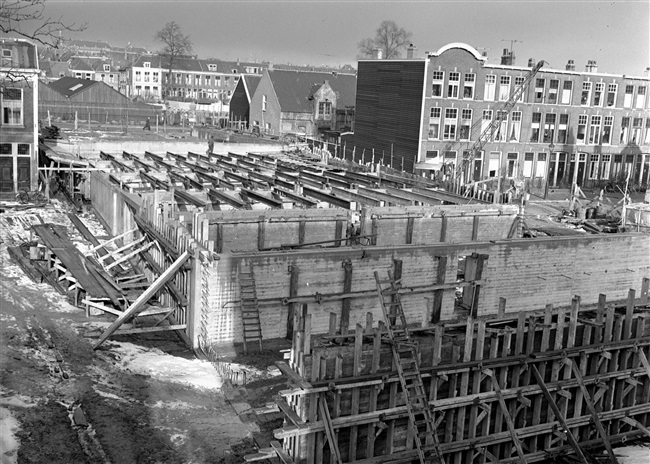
[143,117,151,131]
[207,135,215,155]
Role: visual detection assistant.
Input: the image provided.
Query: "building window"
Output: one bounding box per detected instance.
[594,82,604,106]
[432,71,444,97]
[581,82,592,105]
[530,112,541,142]
[514,76,525,102]
[606,83,617,107]
[494,110,508,142]
[488,152,500,177]
[153,72,159,83]
[484,74,496,101]
[428,107,441,139]
[443,108,458,140]
[536,153,547,179]
[534,78,545,103]
[561,81,573,104]
[557,114,569,144]
[499,75,511,102]
[143,62,150,68]
[509,111,522,142]
[0,143,11,154]
[601,154,611,180]
[208,64,217,71]
[547,79,559,104]
[588,154,600,179]
[624,85,634,108]
[576,114,587,144]
[602,116,613,145]
[447,72,460,98]
[481,109,493,140]
[636,86,646,109]
[1,48,12,67]
[631,118,643,144]
[144,71,150,82]
[318,101,332,119]
[523,152,534,177]
[1,88,23,125]
[444,150,457,167]
[425,150,439,159]
[543,113,556,143]
[262,94,267,111]
[463,73,475,99]
[265,122,271,133]
[135,71,141,81]
[620,117,629,144]
[506,152,518,177]
[459,109,472,140]
[588,115,601,145]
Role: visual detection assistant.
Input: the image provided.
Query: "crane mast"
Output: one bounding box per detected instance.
[454,60,545,183]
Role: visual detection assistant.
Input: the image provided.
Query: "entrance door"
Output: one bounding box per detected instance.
[0,157,13,193]
[17,157,31,191]
[556,153,567,186]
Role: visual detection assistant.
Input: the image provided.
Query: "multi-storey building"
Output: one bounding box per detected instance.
[0,38,40,196]
[354,43,650,190]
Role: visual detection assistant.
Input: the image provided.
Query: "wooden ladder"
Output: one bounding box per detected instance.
[239,261,263,354]
[374,270,445,464]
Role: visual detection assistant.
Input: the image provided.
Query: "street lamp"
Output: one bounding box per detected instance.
[544,142,555,200]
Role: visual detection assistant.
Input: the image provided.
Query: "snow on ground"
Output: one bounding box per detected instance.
[0,392,36,464]
[617,445,650,463]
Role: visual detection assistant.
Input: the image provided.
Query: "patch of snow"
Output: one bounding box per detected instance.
[149,400,207,410]
[617,445,650,464]
[93,388,129,403]
[0,407,19,464]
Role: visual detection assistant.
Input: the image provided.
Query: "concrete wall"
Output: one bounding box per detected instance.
[201,234,650,347]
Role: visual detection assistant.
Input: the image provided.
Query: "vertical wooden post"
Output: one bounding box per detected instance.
[287,264,299,339]
[406,216,414,245]
[432,256,447,324]
[340,260,353,334]
[298,220,306,245]
[471,215,480,241]
[257,220,266,250]
[440,214,448,242]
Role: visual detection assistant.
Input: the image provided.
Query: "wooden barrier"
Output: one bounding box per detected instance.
[272,284,650,463]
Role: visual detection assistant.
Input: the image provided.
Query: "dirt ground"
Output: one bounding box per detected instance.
[0,200,288,464]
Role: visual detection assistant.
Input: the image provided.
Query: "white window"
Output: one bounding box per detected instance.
[444,150,457,167]
[561,81,573,104]
[619,117,629,144]
[606,83,617,107]
[494,110,508,142]
[602,116,613,145]
[143,62,151,68]
[523,152,534,177]
[488,152,500,177]
[447,72,460,98]
[547,79,559,104]
[536,153,547,179]
[153,72,159,83]
[135,71,141,81]
[509,111,522,142]
[1,48,12,67]
[1,88,23,125]
[484,75,496,101]
[534,78,545,103]
[265,122,271,133]
[428,107,441,139]
[514,76,525,102]
[632,118,643,145]
[208,64,217,71]
[558,114,569,144]
[581,82,592,105]
[318,101,332,119]
[144,71,150,82]
[481,109,493,140]
[530,112,541,142]
[443,108,458,140]
[459,109,472,140]
[215,76,221,87]
[103,64,110,72]
[262,94,267,111]
[588,115,601,145]
[636,86,646,109]
[432,71,444,97]
[576,114,588,144]
[506,152,518,177]
[425,150,439,159]
[594,82,605,106]
[601,154,611,180]
[588,154,600,179]
[463,73,475,99]
[645,118,650,145]
[499,75,511,101]
[624,85,634,108]
[543,113,556,143]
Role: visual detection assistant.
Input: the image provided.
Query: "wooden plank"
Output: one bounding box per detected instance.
[340,260,353,333]
[93,250,191,349]
[111,324,186,335]
[139,250,188,307]
[319,395,342,464]
[366,327,381,458]
[453,318,474,464]
[348,324,363,460]
[270,441,296,464]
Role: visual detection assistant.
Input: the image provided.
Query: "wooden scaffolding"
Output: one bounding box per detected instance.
[271,277,650,463]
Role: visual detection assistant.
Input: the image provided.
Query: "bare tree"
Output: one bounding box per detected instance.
[1,0,85,47]
[357,20,413,59]
[154,21,192,100]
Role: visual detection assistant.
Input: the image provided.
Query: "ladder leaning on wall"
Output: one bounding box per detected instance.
[238,261,263,354]
[374,270,446,464]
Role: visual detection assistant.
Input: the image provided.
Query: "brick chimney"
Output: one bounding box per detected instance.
[566,59,575,71]
[586,60,598,73]
[406,44,416,59]
[372,48,383,60]
[501,49,515,65]
[527,58,535,67]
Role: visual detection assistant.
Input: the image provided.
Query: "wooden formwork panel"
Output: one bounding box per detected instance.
[274,281,650,463]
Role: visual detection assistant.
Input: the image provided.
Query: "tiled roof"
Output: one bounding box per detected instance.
[268,70,357,113]
[69,57,93,71]
[47,76,99,97]
[242,74,262,100]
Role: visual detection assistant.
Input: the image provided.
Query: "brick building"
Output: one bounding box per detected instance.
[354,43,650,191]
[0,38,39,196]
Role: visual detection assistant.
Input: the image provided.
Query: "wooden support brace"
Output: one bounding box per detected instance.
[105,241,155,271]
[270,441,296,464]
[636,346,650,378]
[318,395,342,464]
[621,416,650,438]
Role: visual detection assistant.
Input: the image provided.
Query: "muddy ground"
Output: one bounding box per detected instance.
[0,201,288,464]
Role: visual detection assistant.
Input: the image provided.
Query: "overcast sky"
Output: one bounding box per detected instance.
[40,0,649,76]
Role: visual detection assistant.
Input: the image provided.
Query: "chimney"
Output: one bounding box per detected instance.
[406,44,416,59]
[586,60,598,73]
[268,61,274,71]
[565,59,575,71]
[527,58,535,67]
[372,48,383,60]
[501,48,514,65]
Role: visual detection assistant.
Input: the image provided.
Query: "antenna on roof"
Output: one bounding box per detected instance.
[501,39,522,65]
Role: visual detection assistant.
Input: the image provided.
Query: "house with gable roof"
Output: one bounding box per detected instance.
[229,74,262,129]
[249,68,356,137]
[68,57,94,80]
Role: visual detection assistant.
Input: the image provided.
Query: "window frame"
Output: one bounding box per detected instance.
[1,88,24,126]
[432,70,444,98]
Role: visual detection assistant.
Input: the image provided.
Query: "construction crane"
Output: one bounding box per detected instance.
[452,60,545,183]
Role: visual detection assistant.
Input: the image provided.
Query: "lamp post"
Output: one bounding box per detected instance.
[544,142,555,200]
